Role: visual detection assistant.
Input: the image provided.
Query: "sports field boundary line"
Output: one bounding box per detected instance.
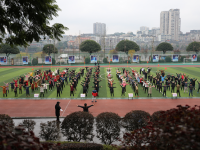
[0,97,199,100]
[61,99,71,117]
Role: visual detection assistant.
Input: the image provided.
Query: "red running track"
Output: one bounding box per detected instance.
[0,98,199,118]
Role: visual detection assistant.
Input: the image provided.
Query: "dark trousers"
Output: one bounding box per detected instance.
[135,93,138,96]
[40,92,44,97]
[70,91,74,97]
[163,90,166,96]
[171,87,175,93]
[57,91,60,97]
[198,87,200,92]
[19,89,22,94]
[7,90,9,94]
[83,90,87,96]
[56,115,60,121]
[44,89,47,93]
[3,93,7,97]
[177,90,181,97]
[145,87,148,93]
[14,91,18,97]
[111,92,114,97]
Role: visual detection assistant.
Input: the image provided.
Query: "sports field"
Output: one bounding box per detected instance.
[0,66,200,99]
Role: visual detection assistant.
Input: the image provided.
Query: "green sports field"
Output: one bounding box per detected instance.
[0,66,200,99]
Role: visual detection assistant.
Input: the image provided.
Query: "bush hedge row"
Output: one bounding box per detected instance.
[1,105,199,149]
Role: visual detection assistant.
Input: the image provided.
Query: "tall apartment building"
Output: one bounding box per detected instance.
[93,22,106,36]
[160,9,181,41]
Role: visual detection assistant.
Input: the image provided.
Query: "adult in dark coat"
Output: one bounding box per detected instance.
[77,103,94,112]
[55,102,61,122]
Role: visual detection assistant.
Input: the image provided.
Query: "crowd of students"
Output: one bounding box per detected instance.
[1,65,200,98]
[108,67,200,97]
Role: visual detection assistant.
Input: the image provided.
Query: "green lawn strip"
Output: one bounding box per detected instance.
[0,68,17,75]
[104,68,111,98]
[98,67,107,98]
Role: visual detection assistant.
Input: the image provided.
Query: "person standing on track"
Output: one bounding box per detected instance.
[55,101,61,123]
[77,103,94,112]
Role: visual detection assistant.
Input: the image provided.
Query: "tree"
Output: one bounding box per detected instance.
[186,41,200,53]
[80,40,101,55]
[96,112,121,145]
[115,40,140,55]
[42,44,58,55]
[0,0,68,47]
[0,44,20,57]
[61,111,94,142]
[156,42,173,54]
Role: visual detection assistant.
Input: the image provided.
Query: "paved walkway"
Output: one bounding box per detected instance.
[0,98,200,118]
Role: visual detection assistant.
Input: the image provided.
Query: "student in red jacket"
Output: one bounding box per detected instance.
[70,83,75,97]
[92,89,98,102]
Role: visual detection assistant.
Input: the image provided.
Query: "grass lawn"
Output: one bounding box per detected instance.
[0,66,199,98]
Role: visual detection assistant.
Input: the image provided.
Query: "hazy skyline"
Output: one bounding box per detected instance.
[50,0,200,35]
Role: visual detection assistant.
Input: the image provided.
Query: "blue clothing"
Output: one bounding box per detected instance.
[26,86,31,94]
[161,76,166,82]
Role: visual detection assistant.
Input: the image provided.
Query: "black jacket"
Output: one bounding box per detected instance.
[55,103,61,116]
[78,105,93,112]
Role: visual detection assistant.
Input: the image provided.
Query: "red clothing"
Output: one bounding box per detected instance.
[54,78,57,82]
[92,92,98,97]
[70,85,74,91]
[181,75,184,80]
[13,79,18,84]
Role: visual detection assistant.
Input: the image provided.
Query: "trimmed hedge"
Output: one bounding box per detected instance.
[96,112,121,145]
[32,58,38,65]
[53,143,103,150]
[85,57,90,64]
[122,110,150,131]
[61,111,94,142]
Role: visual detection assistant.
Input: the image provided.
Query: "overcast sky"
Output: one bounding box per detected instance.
[50,0,200,35]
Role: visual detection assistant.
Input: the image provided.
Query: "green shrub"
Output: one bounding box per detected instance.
[32,58,38,65]
[39,121,60,141]
[19,119,36,132]
[180,56,186,62]
[119,57,124,63]
[197,56,200,62]
[165,56,172,62]
[85,57,90,64]
[103,58,108,63]
[124,60,131,63]
[96,112,121,145]
[0,114,14,130]
[61,111,94,142]
[55,143,103,150]
[122,110,150,131]
[159,59,165,63]
[52,58,56,65]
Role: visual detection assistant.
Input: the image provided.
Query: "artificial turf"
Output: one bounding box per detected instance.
[0,66,199,98]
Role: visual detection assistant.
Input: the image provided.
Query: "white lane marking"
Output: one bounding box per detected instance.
[61,99,71,117]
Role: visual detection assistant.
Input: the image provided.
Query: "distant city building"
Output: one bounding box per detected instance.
[93,22,106,36]
[160,9,181,41]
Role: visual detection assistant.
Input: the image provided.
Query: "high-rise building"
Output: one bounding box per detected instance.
[93,22,106,36]
[160,9,181,41]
